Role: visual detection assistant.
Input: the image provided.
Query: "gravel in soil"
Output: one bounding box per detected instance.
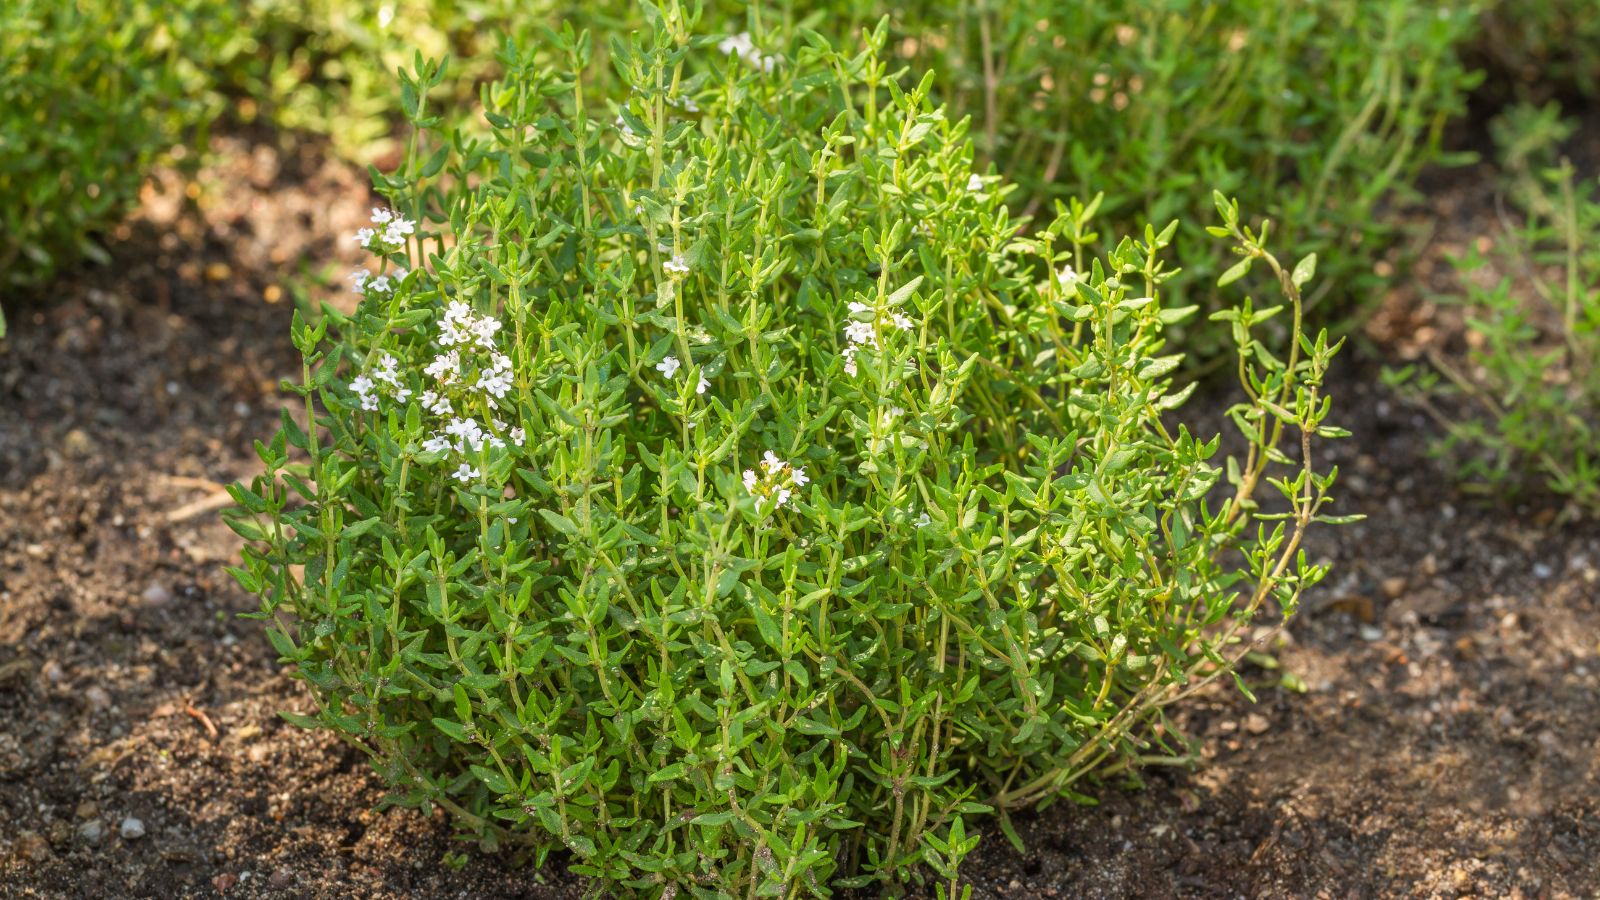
[1,134,1597,899]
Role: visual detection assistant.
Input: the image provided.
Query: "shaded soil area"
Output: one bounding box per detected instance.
[2,134,1598,899]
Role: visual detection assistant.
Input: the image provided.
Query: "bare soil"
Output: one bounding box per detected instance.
[1,133,1597,899]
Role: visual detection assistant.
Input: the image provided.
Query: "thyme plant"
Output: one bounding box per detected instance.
[0,0,223,304]
[230,12,1350,895]
[849,0,1480,336]
[1389,104,1600,514]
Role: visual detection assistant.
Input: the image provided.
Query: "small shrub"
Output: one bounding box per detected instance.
[210,0,554,161]
[1388,104,1600,514]
[854,0,1481,341]
[0,0,223,301]
[1475,0,1600,100]
[230,13,1350,895]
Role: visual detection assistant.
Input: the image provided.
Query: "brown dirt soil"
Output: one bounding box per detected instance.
[2,134,1598,900]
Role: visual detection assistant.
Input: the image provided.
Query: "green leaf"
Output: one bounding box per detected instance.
[1217,257,1252,287]
[538,509,580,536]
[1291,253,1318,289]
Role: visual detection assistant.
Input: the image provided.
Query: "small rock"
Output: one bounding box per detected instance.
[85,686,112,712]
[40,659,65,685]
[78,820,105,844]
[1380,576,1408,600]
[141,583,174,609]
[119,817,146,840]
[1532,563,1554,580]
[1244,713,1271,735]
[269,868,293,888]
[75,800,98,820]
[1326,595,1376,623]
[62,429,93,458]
[1359,624,1384,642]
[14,831,51,862]
[213,873,238,893]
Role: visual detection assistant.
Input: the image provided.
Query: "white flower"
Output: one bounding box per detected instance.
[891,312,914,332]
[422,434,453,454]
[915,512,931,528]
[664,254,689,276]
[420,390,453,417]
[1057,265,1078,289]
[445,417,489,452]
[509,426,526,446]
[718,32,754,58]
[351,375,378,411]
[425,350,460,384]
[351,269,396,295]
[372,354,403,389]
[745,451,808,511]
[452,463,480,483]
[718,32,779,73]
[966,173,984,192]
[477,353,514,400]
[359,208,414,251]
[656,355,681,379]
[697,373,709,395]
[844,319,878,348]
[469,314,502,350]
[842,346,859,377]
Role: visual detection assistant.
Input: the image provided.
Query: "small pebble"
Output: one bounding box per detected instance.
[1244,713,1271,735]
[79,820,105,844]
[1359,624,1384,642]
[141,583,174,609]
[85,686,112,711]
[1532,563,1553,580]
[119,816,146,840]
[15,831,51,861]
[40,659,64,685]
[269,868,293,888]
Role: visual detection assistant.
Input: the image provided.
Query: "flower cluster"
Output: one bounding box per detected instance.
[353,208,415,252]
[718,32,780,73]
[350,267,407,295]
[842,299,914,376]
[742,451,809,510]
[413,303,523,468]
[656,355,711,395]
[345,221,521,479]
[350,353,409,411]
